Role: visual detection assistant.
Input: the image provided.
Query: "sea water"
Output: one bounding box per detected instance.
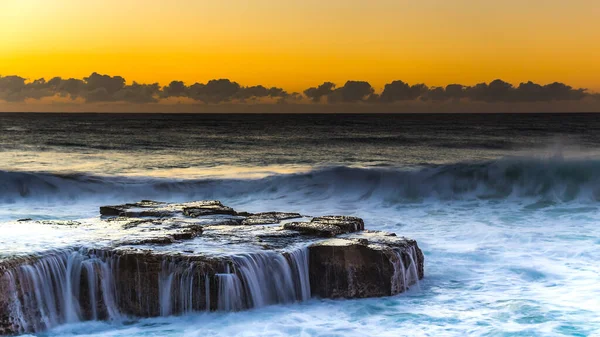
[1,113,599,336]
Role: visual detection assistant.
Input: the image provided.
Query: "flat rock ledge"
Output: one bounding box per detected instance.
[0,200,423,335]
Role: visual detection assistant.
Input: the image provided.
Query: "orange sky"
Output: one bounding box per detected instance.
[1,0,599,92]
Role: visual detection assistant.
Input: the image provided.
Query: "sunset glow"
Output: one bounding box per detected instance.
[2,2,600,335]
[2,0,599,92]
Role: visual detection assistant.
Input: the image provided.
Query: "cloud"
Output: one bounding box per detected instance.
[330,81,375,103]
[539,82,587,101]
[48,77,86,97]
[81,73,159,103]
[304,79,589,104]
[84,73,125,94]
[304,81,375,103]
[114,82,161,103]
[199,79,241,103]
[266,87,289,98]
[380,81,428,102]
[0,73,593,105]
[422,80,588,102]
[0,73,159,103]
[242,85,269,98]
[445,84,466,100]
[377,79,589,103]
[163,79,289,103]
[0,76,28,101]
[162,81,188,98]
[304,82,336,102]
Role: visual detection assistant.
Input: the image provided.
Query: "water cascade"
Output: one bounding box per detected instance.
[390,246,421,294]
[1,247,313,334]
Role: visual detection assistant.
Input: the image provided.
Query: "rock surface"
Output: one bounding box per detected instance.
[309,231,424,298]
[284,216,365,237]
[100,200,236,218]
[0,200,423,335]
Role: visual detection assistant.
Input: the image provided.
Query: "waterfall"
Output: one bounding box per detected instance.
[390,247,421,295]
[288,248,311,301]
[3,271,28,332]
[217,268,244,311]
[407,246,421,291]
[158,259,213,315]
[96,253,122,321]
[3,247,312,334]
[154,248,312,314]
[226,250,310,308]
[11,251,85,331]
[82,261,98,321]
[4,249,124,333]
[390,249,408,294]
[159,260,176,316]
[205,274,211,312]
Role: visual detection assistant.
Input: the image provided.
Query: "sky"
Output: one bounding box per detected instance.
[2,0,600,94]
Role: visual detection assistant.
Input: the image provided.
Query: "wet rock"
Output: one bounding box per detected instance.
[182,201,236,217]
[100,200,235,218]
[171,225,204,240]
[241,212,302,225]
[308,232,424,298]
[283,216,364,237]
[312,216,365,232]
[213,218,244,226]
[0,200,424,335]
[283,222,343,237]
[100,200,167,217]
[121,237,176,245]
[0,274,16,336]
[38,220,82,227]
[120,219,155,230]
[355,238,369,245]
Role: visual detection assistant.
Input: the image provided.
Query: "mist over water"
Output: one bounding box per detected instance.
[1,113,600,336]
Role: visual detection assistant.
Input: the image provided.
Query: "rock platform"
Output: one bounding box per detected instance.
[0,200,423,335]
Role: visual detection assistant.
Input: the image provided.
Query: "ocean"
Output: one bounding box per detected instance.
[1,113,599,336]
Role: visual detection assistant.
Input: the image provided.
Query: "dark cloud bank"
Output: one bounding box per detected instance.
[0,73,595,106]
[302,80,590,103]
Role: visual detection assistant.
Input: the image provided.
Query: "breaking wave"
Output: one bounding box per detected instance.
[2,157,600,205]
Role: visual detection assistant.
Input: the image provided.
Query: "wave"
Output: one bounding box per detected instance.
[2,157,600,205]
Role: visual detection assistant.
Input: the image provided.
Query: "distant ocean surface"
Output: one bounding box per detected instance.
[1,113,600,336]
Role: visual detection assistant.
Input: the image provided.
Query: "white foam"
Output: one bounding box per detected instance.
[3,159,600,336]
